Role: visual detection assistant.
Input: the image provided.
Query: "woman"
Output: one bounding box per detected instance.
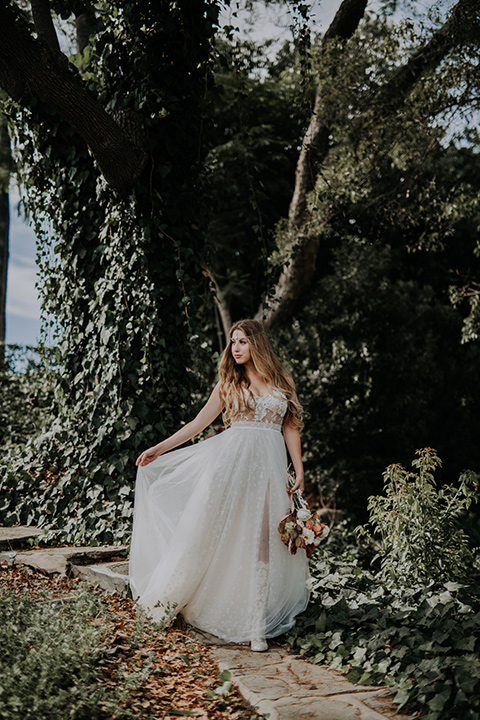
[130,319,309,651]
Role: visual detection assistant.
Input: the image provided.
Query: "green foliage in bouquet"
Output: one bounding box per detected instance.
[361,447,478,587]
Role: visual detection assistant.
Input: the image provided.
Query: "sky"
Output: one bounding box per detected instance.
[4,0,455,346]
[5,186,42,346]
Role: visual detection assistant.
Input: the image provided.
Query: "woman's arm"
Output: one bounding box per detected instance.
[136,382,223,466]
[282,422,304,493]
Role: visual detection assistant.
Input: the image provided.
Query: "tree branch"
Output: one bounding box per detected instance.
[0,3,147,194]
[372,0,479,109]
[75,4,96,57]
[288,0,368,229]
[30,0,61,55]
[258,0,368,327]
[258,0,479,328]
[204,267,232,341]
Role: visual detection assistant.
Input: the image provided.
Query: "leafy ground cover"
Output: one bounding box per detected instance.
[287,549,480,720]
[0,566,264,720]
[287,450,480,720]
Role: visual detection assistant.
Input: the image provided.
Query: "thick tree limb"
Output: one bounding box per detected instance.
[289,0,368,229]
[373,0,479,109]
[204,267,232,341]
[30,0,61,54]
[76,4,96,57]
[258,0,368,327]
[259,0,479,328]
[0,4,147,194]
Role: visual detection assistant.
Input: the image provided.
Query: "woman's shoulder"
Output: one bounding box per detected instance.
[269,386,287,398]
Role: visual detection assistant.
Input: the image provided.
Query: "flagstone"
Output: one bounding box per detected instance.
[15,545,128,576]
[0,525,43,548]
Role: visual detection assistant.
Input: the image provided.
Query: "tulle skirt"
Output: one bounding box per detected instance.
[129,422,310,643]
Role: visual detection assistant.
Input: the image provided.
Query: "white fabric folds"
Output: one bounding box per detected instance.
[129,391,310,643]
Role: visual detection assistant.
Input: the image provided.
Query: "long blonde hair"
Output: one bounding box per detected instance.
[218,319,303,429]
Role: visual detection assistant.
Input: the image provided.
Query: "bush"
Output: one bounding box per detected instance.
[0,344,53,449]
[361,447,478,587]
[288,549,480,720]
[287,450,480,720]
[0,578,146,720]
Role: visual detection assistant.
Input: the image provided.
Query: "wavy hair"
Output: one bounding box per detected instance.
[218,319,303,428]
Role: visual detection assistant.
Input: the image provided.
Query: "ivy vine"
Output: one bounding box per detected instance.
[0,0,220,543]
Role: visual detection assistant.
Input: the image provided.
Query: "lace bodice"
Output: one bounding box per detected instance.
[231,388,288,430]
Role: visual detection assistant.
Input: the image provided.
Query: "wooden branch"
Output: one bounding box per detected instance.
[0,4,147,194]
[203,267,231,340]
[372,0,479,110]
[289,0,368,228]
[75,5,96,57]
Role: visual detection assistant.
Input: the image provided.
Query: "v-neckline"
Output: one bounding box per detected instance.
[249,388,271,399]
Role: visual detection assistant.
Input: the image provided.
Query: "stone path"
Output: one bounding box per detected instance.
[211,645,409,720]
[0,526,410,720]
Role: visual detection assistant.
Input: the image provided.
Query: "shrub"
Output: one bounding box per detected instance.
[287,450,480,720]
[361,447,478,587]
[287,547,480,720]
[0,344,53,449]
[0,578,145,720]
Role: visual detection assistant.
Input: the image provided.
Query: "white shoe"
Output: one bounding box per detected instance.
[251,638,268,652]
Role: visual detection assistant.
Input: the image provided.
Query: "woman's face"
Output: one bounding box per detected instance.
[231,329,252,365]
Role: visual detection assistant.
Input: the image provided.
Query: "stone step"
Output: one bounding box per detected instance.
[0,525,44,549]
[14,545,128,577]
[71,560,130,594]
[0,550,16,567]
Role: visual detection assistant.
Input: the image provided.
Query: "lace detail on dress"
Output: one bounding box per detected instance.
[231,389,288,429]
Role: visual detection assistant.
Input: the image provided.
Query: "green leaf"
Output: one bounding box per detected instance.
[427,686,451,712]
[175,653,192,668]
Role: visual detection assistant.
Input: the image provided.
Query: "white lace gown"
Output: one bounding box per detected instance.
[129,389,310,643]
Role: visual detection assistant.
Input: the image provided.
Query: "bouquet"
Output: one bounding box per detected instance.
[278,473,330,556]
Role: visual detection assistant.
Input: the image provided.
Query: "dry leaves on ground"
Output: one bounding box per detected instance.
[1,565,265,720]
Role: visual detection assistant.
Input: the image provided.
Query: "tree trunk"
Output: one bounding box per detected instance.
[30,0,61,54]
[258,0,479,328]
[0,4,147,195]
[76,5,96,61]
[257,0,368,327]
[0,191,9,360]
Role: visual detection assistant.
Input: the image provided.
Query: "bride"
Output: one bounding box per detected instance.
[129,319,309,651]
